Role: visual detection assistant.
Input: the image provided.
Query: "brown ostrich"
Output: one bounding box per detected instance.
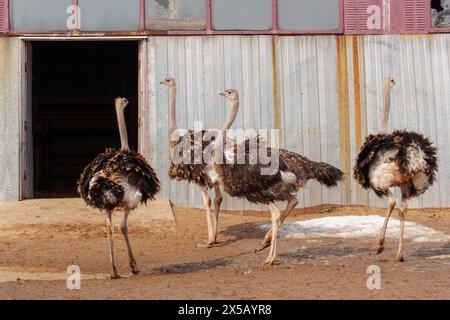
[353,78,438,262]
[160,77,237,248]
[77,97,160,279]
[215,89,344,265]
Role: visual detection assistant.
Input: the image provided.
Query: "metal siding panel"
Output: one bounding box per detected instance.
[277,36,341,208]
[431,35,450,207]
[147,34,450,210]
[346,36,357,205]
[0,38,20,201]
[358,34,449,208]
[323,37,342,205]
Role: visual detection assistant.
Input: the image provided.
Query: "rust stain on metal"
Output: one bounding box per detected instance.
[271,36,282,140]
[351,35,367,205]
[352,36,362,150]
[336,36,351,204]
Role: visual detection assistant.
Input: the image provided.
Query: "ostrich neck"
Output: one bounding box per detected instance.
[380,83,391,133]
[221,99,239,138]
[169,86,177,138]
[115,106,129,149]
[214,99,239,162]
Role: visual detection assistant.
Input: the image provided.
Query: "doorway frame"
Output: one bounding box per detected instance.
[18,36,148,200]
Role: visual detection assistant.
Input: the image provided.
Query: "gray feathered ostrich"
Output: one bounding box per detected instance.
[215,89,344,265]
[353,78,438,262]
[160,77,234,248]
[77,97,160,279]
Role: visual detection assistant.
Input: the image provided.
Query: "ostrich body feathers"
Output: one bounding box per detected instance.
[168,129,235,188]
[353,130,437,199]
[78,148,160,210]
[216,139,344,204]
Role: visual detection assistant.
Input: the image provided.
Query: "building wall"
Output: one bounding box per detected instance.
[147,34,450,210]
[0,34,450,210]
[0,37,20,201]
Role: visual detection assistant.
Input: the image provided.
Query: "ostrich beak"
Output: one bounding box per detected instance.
[160,80,165,85]
[220,92,226,97]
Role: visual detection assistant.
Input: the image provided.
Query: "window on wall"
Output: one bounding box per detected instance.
[278,0,341,31]
[211,0,273,31]
[79,0,140,31]
[10,0,72,31]
[145,0,206,30]
[7,0,345,34]
[431,0,450,29]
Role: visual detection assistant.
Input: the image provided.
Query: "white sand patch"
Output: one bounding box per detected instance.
[0,267,109,283]
[426,255,450,260]
[261,215,450,243]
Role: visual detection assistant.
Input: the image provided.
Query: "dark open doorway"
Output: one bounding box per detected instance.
[31,41,139,198]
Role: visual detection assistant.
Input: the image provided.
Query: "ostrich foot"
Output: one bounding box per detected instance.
[130,261,140,275]
[376,240,385,254]
[196,240,216,248]
[396,255,404,262]
[258,257,275,268]
[254,241,271,253]
[110,272,121,280]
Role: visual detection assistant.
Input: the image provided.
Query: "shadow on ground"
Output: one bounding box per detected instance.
[410,242,450,258]
[152,258,231,275]
[220,222,265,241]
[279,243,371,262]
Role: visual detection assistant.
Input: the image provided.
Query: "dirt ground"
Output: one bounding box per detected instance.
[0,199,449,300]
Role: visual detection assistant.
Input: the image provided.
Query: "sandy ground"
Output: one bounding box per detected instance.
[0,199,449,300]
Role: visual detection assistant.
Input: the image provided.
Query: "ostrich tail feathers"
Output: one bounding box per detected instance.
[307,161,344,187]
[88,177,124,210]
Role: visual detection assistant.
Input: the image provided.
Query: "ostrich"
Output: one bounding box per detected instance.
[215,89,344,265]
[77,97,160,279]
[160,77,234,248]
[353,78,438,262]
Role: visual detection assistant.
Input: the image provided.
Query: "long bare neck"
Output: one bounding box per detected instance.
[115,106,129,149]
[221,99,239,135]
[380,80,392,134]
[169,85,177,138]
[215,99,239,154]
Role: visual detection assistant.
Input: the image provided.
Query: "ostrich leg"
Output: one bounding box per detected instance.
[212,186,223,243]
[197,185,215,248]
[256,197,298,253]
[377,190,396,255]
[260,203,281,266]
[396,197,407,262]
[105,210,120,279]
[120,209,140,274]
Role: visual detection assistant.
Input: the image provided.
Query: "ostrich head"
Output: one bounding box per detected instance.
[160,77,176,87]
[385,77,396,89]
[220,89,239,101]
[115,97,129,111]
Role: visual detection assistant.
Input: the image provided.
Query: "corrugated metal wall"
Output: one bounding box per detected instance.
[147,36,276,211]
[0,38,20,201]
[1,35,449,210]
[356,34,450,208]
[147,34,450,210]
